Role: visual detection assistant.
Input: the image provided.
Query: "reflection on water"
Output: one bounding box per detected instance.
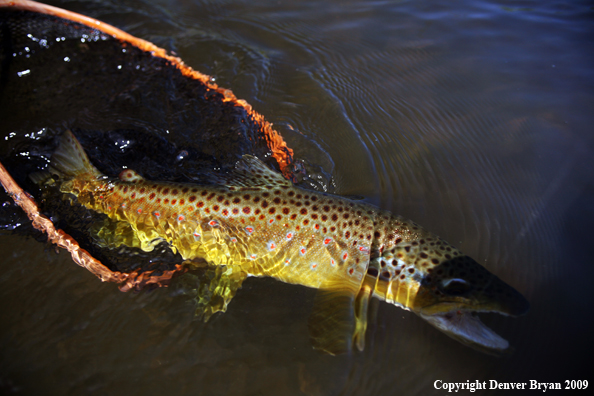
[1,0,593,395]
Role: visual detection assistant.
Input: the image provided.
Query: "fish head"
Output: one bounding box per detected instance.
[372,214,529,354]
[411,254,530,354]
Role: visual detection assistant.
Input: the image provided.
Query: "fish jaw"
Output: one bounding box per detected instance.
[415,296,528,355]
[411,257,530,355]
[418,308,511,355]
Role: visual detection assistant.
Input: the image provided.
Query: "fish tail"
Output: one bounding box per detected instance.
[30,130,102,184]
[50,130,102,178]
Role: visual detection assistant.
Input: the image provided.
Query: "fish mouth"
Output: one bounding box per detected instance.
[418,306,515,356]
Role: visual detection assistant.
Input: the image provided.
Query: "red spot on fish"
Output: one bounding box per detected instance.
[286,232,293,240]
[178,215,185,222]
[314,224,320,230]
[323,237,332,245]
[299,247,307,256]
[358,246,369,253]
[137,208,142,214]
[311,263,318,269]
[343,252,348,260]
[269,218,274,224]
[154,211,160,217]
[209,220,218,227]
[245,226,254,235]
[349,268,354,275]
[268,241,276,250]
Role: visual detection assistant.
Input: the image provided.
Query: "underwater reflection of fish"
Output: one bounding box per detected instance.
[31,130,529,355]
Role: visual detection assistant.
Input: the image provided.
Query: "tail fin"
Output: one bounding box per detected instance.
[50,130,102,178]
[30,130,102,185]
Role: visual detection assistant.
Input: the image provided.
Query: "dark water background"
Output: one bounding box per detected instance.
[1,0,593,395]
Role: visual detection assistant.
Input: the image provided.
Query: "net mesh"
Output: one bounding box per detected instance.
[0,7,294,283]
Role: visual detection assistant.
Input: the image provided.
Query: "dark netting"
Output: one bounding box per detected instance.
[0,9,293,277]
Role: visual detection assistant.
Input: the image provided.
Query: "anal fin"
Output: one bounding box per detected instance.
[191,265,247,322]
[91,217,143,249]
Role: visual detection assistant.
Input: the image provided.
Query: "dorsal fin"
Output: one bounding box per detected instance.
[209,155,292,188]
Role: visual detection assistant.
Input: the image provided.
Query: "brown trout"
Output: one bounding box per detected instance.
[34,130,529,355]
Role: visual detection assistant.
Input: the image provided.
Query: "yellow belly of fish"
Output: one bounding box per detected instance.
[76,178,373,293]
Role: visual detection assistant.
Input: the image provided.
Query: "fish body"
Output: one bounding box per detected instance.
[36,130,529,355]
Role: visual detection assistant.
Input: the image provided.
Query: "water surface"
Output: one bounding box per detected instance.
[1,0,593,395]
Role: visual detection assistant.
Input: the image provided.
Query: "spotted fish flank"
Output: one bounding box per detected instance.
[35,130,529,355]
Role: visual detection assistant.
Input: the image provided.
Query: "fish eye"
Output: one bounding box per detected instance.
[439,278,471,296]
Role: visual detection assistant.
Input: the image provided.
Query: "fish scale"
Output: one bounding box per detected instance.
[84,171,375,289]
[34,130,529,355]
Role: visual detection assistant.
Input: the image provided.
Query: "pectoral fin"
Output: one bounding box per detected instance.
[308,274,377,355]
